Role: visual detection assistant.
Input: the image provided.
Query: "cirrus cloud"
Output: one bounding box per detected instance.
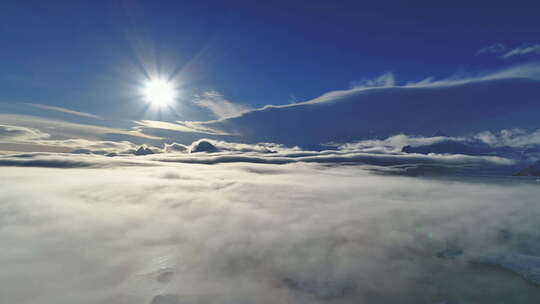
[503,44,540,58]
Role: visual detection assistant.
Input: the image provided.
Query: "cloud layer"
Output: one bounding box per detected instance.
[2,157,540,304]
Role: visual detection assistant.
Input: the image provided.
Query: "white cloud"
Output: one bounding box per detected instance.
[211,62,540,112]
[476,43,540,59]
[338,130,540,154]
[192,90,251,119]
[476,129,540,147]
[503,44,540,58]
[184,138,300,154]
[1,157,540,303]
[335,134,463,153]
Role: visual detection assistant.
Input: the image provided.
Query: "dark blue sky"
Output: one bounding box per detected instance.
[1,0,539,122]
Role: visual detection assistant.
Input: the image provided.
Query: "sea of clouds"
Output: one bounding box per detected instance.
[2,59,540,304]
[2,151,540,304]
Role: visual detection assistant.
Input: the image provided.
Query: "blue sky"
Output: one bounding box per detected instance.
[1,0,540,152]
[2,0,540,122]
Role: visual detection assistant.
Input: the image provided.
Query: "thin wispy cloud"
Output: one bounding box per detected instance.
[0,114,160,140]
[350,72,396,89]
[26,103,103,120]
[476,43,540,59]
[192,90,251,119]
[477,43,506,55]
[503,44,540,58]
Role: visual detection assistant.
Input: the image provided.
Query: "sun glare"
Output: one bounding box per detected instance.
[142,78,176,106]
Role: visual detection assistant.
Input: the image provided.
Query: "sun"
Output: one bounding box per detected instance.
[142,78,176,106]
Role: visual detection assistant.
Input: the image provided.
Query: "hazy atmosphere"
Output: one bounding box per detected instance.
[1,1,540,303]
